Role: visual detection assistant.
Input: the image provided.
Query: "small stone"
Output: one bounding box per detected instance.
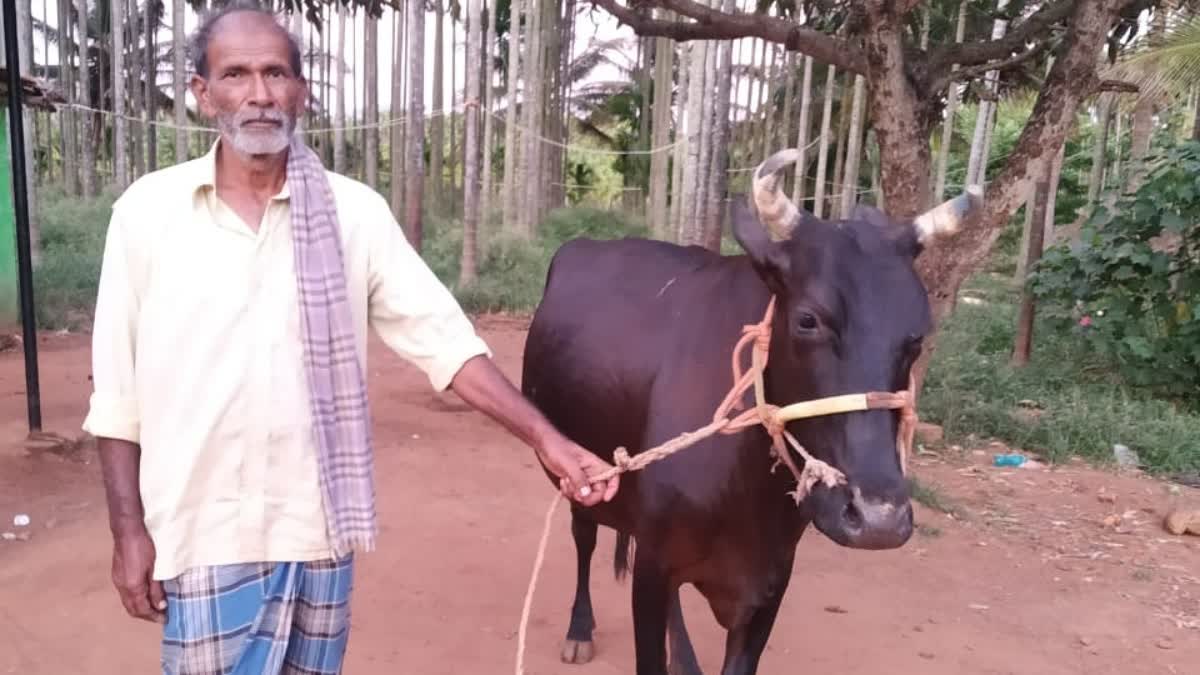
[1078,636,1095,647]
[1,532,15,541]
[824,605,848,614]
[1164,508,1200,536]
[913,625,924,633]
[1113,444,1140,469]
[12,514,30,527]
[968,604,989,611]
[1097,492,1117,504]
[1156,637,1174,650]
[919,652,935,660]
[1102,514,1121,529]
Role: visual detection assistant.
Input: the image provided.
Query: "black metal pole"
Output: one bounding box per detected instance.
[3,0,43,433]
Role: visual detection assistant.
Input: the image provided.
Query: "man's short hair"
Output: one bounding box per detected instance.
[188,0,304,79]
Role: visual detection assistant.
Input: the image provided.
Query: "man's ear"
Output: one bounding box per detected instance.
[731,194,790,294]
[190,74,212,117]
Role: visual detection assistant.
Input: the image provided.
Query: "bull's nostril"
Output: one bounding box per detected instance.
[842,500,864,532]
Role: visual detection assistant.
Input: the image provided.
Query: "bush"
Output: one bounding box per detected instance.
[922,273,1200,477]
[31,188,115,331]
[427,205,648,314]
[1029,141,1200,404]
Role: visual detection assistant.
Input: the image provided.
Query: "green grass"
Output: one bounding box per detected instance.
[29,187,118,331]
[921,269,1200,479]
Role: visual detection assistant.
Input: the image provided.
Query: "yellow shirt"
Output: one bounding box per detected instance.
[82,141,492,580]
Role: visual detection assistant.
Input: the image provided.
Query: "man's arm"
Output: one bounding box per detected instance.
[82,206,165,622]
[362,195,618,505]
[447,355,618,505]
[97,438,166,623]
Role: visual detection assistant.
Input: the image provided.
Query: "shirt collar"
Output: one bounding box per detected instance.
[191,137,292,202]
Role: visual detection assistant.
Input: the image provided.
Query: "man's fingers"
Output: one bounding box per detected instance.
[148,580,168,622]
[603,474,619,502]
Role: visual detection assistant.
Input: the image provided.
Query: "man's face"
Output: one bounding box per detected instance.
[190,12,306,157]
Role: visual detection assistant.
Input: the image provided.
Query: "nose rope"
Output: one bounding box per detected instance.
[588,294,918,498]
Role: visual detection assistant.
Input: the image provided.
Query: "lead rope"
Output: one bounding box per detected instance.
[514,296,917,674]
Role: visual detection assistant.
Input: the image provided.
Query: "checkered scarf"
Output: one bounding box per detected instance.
[285,136,377,556]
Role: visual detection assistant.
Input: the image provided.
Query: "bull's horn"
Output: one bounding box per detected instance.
[752,148,802,241]
[913,184,985,243]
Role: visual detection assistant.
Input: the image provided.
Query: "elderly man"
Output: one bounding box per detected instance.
[82,3,617,673]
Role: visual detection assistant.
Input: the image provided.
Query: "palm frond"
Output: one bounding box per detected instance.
[1105,14,1200,102]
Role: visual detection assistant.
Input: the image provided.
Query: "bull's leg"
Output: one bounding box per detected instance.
[561,508,599,664]
[716,558,794,675]
[632,547,671,675]
[667,588,704,675]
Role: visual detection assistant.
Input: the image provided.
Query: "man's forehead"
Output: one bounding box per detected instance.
[207,12,291,56]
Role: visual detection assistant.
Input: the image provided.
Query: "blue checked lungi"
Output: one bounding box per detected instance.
[160,555,354,675]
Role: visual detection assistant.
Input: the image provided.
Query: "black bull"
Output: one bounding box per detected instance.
[520,148,983,675]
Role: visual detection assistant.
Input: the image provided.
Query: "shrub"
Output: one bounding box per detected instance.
[1029,141,1200,405]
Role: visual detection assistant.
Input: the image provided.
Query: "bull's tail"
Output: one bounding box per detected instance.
[613,531,633,581]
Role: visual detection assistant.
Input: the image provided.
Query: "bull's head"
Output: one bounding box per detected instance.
[731,148,982,550]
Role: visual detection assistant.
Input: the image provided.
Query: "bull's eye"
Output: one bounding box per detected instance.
[796,311,819,332]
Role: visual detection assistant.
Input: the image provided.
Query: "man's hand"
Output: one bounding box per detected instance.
[96,437,166,623]
[537,436,620,507]
[111,526,167,624]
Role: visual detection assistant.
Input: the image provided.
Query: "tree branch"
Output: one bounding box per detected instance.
[1097,79,1139,93]
[587,0,865,74]
[928,0,1076,73]
[928,40,1054,94]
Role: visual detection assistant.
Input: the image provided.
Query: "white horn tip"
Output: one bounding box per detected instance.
[914,185,985,243]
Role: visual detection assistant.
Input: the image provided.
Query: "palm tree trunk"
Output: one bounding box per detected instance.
[679,36,707,245]
[520,0,543,235]
[173,0,186,162]
[58,0,79,195]
[364,12,379,189]
[479,0,498,233]
[77,0,95,197]
[791,54,813,205]
[933,1,967,203]
[703,0,735,252]
[812,63,835,219]
[334,3,347,174]
[114,0,128,190]
[431,1,445,211]
[145,2,157,172]
[839,74,866,218]
[391,4,406,222]
[129,0,144,179]
[449,12,459,212]
[501,0,524,232]
[405,0,426,251]
[966,0,1010,186]
[759,42,776,161]
[669,43,690,242]
[648,21,674,239]
[1086,93,1112,208]
[460,0,482,287]
[693,36,715,236]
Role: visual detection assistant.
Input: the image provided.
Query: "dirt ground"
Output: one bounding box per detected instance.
[1,317,1198,675]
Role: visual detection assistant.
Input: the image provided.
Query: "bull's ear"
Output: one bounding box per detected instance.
[731,194,790,292]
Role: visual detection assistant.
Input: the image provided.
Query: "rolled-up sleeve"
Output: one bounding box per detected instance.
[365,201,491,392]
[82,206,142,442]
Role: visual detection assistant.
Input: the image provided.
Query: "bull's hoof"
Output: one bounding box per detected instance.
[560,639,595,664]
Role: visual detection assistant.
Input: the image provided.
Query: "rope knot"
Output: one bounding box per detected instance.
[613,447,633,471]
